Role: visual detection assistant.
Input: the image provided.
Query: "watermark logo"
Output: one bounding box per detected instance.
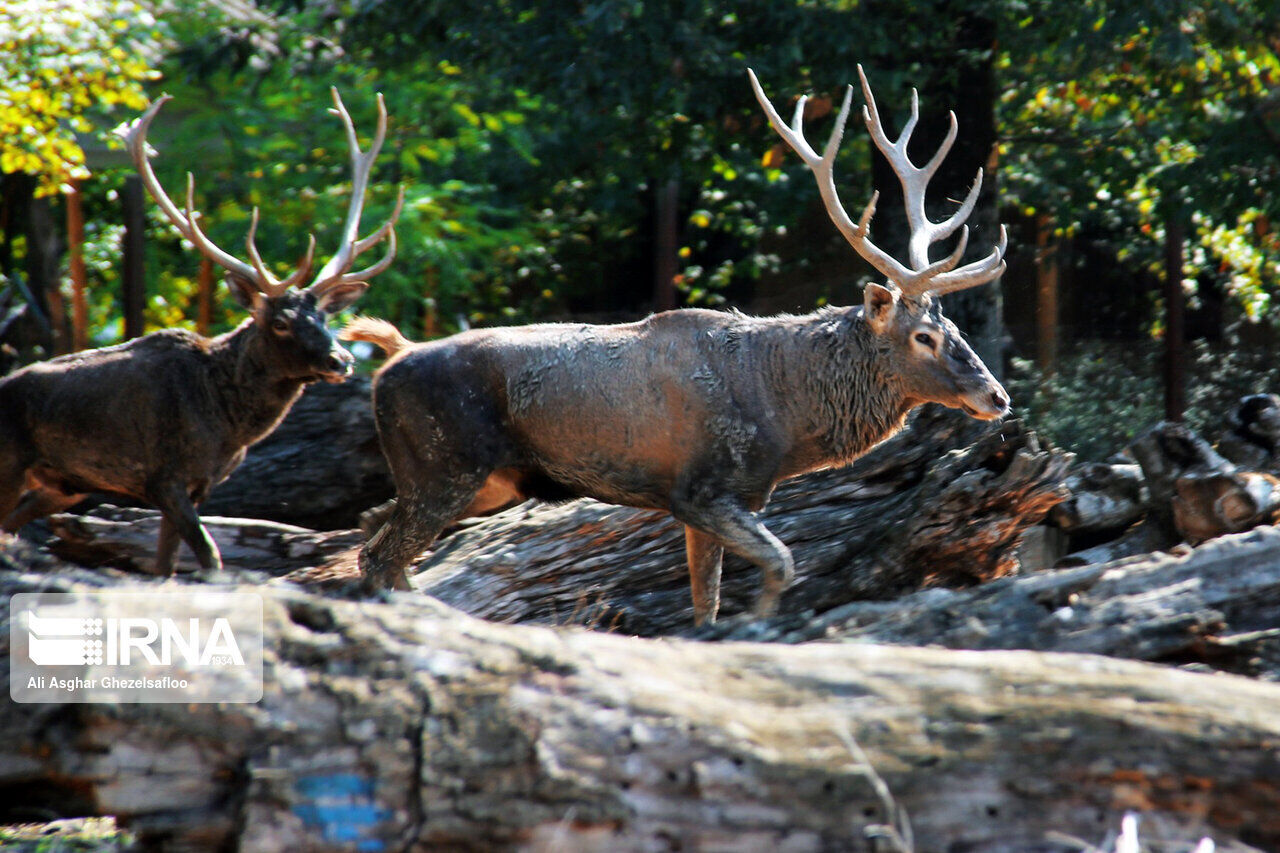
[27,612,105,666]
[10,592,263,704]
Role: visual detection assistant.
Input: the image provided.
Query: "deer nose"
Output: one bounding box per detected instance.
[991,389,1009,412]
[326,351,353,375]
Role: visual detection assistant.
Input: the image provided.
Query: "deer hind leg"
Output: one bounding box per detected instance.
[672,498,795,619]
[360,470,489,592]
[148,480,221,574]
[684,526,725,626]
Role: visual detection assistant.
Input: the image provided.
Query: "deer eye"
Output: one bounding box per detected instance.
[914,332,936,349]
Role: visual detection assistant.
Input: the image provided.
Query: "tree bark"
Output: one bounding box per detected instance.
[120,175,146,341]
[1164,216,1186,421]
[408,409,1071,635]
[1130,421,1280,544]
[201,376,394,530]
[66,179,88,352]
[2,550,1278,853]
[39,504,361,578]
[702,522,1280,680]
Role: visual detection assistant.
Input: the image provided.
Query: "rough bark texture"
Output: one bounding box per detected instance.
[1217,393,1280,471]
[201,376,393,530]
[2,550,1278,853]
[1049,463,1146,536]
[405,409,1071,635]
[1130,421,1280,544]
[39,505,361,578]
[700,524,1280,679]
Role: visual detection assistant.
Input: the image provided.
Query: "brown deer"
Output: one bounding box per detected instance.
[343,66,1008,624]
[0,89,402,574]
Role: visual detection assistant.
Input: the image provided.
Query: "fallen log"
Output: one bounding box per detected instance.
[201,376,393,530]
[41,505,361,578]
[1130,421,1280,544]
[700,524,1280,681]
[1,556,1277,852]
[407,409,1072,635]
[1048,462,1146,535]
[1216,393,1280,471]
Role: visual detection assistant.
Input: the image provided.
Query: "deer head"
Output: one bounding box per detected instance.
[749,66,1010,421]
[118,88,404,383]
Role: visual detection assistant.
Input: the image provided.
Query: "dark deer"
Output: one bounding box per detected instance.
[344,66,1008,624]
[0,89,402,574]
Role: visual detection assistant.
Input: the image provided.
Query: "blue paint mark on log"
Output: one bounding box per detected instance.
[292,772,391,851]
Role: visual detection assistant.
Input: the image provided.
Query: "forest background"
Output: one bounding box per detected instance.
[2,0,1278,460]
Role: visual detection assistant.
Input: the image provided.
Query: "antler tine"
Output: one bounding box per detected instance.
[747,68,913,286]
[243,207,291,297]
[925,224,1008,296]
[119,97,261,284]
[327,186,405,287]
[308,89,396,295]
[857,65,998,290]
[352,185,405,255]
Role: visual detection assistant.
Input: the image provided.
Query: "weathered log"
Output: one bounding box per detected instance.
[41,505,361,578]
[1216,393,1280,471]
[1,553,1278,852]
[407,409,1072,635]
[1130,421,1280,544]
[701,524,1280,680]
[1048,462,1146,534]
[201,376,393,530]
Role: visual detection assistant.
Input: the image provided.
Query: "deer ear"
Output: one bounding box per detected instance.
[863,282,898,332]
[314,281,369,314]
[226,273,265,314]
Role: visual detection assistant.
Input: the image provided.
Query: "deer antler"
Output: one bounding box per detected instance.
[119,96,298,297]
[118,91,401,303]
[306,88,405,302]
[748,66,1006,299]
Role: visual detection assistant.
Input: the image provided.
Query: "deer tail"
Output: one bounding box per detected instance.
[339,316,413,357]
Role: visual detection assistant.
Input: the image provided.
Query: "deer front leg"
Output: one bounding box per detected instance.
[153,516,182,576]
[672,496,795,619]
[684,526,724,626]
[148,480,221,573]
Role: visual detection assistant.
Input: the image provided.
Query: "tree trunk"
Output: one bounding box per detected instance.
[66,179,88,352]
[2,550,1278,852]
[407,409,1071,635]
[652,176,679,312]
[120,175,146,341]
[1035,213,1059,376]
[1164,217,1186,421]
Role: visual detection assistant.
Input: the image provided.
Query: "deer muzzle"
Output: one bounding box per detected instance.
[959,385,1010,421]
[318,348,355,383]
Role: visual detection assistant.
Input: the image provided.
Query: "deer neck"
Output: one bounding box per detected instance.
[209,320,308,445]
[772,308,914,471]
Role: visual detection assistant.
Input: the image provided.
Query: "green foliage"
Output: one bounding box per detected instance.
[340,0,898,306]
[1009,325,1280,460]
[1008,344,1166,461]
[998,0,1280,325]
[97,1,574,338]
[0,0,162,195]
